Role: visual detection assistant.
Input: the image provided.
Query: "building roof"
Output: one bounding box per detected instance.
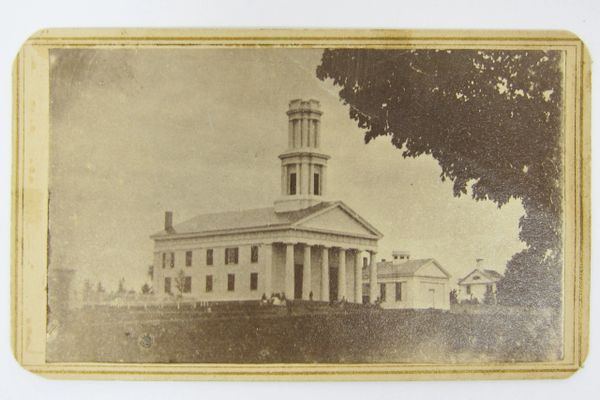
[363,258,451,280]
[458,268,504,285]
[151,201,382,239]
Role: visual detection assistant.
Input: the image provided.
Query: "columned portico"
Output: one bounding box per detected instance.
[369,251,378,303]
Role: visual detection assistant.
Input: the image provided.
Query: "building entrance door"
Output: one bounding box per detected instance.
[329,267,338,301]
[429,288,436,308]
[294,264,303,299]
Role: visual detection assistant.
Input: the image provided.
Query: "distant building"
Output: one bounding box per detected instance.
[457,259,504,304]
[362,251,452,310]
[150,99,383,303]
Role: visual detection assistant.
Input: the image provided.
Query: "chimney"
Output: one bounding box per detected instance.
[476,258,484,269]
[164,211,173,232]
[392,250,410,264]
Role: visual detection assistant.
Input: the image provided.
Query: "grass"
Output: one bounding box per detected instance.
[47,302,562,364]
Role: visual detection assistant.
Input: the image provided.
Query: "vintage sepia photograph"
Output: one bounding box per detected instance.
[45,44,567,365]
[10,30,589,379]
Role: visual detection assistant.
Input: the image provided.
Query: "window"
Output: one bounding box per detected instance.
[473,276,480,280]
[313,173,320,195]
[289,173,297,195]
[225,247,239,265]
[164,277,171,294]
[205,275,213,292]
[380,283,386,302]
[183,276,192,293]
[206,249,213,266]
[395,282,403,301]
[251,245,259,263]
[227,274,235,291]
[185,251,192,267]
[363,257,369,269]
[466,284,472,295]
[162,253,166,269]
[486,284,493,294]
[250,273,258,291]
[170,252,175,268]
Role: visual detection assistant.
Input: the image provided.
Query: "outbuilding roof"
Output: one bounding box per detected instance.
[363,258,451,280]
[458,268,504,285]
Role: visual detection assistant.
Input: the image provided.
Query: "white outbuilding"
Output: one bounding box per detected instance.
[457,259,504,304]
[362,251,452,310]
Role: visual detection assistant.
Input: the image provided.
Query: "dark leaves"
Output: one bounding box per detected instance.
[317,49,562,307]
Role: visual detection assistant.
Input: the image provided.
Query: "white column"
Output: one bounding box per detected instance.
[321,247,329,302]
[301,115,307,147]
[298,162,303,195]
[354,250,362,303]
[281,164,286,196]
[306,117,312,147]
[263,243,273,296]
[302,245,312,300]
[338,248,347,301]
[294,119,300,148]
[288,120,293,148]
[321,165,327,197]
[285,243,295,299]
[307,163,313,195]
[314,120,320,148]
[369,251,378,303]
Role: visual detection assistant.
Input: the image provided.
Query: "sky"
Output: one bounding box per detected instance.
[49,48,526,293]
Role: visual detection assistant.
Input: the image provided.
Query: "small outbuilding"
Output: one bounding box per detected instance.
[457,259,504,304]
[363,251,452,310]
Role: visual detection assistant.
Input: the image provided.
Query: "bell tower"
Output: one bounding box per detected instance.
[274,99,330,213]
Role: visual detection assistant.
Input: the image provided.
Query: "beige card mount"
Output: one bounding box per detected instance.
[11,29,590,380]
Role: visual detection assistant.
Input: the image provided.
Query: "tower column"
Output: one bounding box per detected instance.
[301,115,307,147]
[285,243,295,299]
[294,119,300,148]
[369,251,378,303]
[281,164,286,196]
[321,165,327,197]
[306,116,312,147]
[298,162,304,195]
[321,246,329,302]
[302,244,312,300]
[338,248,347,301]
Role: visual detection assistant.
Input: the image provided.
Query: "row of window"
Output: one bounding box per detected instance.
[161,246,259,269]
[164,273,259,294]
[288,172,321,195]
[379,282,403,302]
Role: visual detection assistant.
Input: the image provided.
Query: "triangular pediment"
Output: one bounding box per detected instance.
[459,269,496,285]
[417,260,451,279]
[293,202,382,238]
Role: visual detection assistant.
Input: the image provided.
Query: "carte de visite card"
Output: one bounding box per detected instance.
[11,29,590,380]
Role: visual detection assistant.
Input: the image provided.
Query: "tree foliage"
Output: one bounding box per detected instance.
[317,49,562,307]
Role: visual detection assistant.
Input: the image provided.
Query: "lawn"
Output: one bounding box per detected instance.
[46,302,562,364]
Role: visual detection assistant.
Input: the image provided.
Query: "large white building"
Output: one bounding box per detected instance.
[362,251,451,310]
[150,99,383,303]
